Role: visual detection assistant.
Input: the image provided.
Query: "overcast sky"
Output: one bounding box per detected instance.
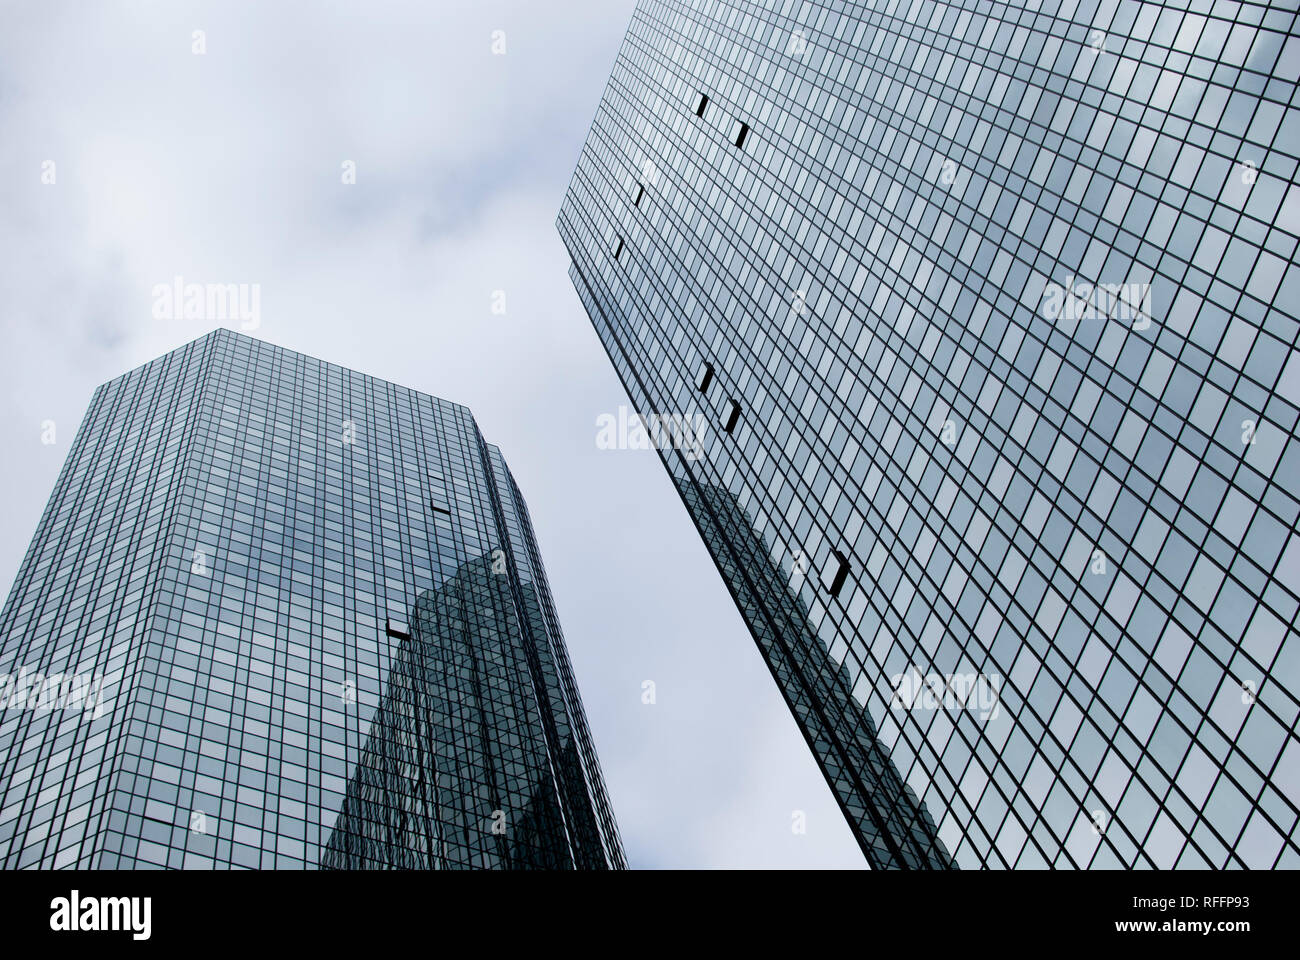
[0,0,864,868]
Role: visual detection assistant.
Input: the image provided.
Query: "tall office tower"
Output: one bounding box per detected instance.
[559,0,1300,868]
[0,328,624,869]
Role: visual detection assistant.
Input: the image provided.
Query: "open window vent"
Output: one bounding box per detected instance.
[723,399,741,434]
[824,551,850,599]
[697,362,714,394]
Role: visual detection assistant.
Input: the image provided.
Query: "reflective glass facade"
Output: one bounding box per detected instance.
[686,481,953,867]
[559,0,1300,867]
[0,328,624,869]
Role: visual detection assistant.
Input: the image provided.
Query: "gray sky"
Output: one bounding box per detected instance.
[0,0,864,868]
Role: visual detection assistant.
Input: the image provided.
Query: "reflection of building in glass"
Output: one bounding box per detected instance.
[560,0,1300,867]
[323,554,606,869]
[0,329,624,869]
[682,481,951,869]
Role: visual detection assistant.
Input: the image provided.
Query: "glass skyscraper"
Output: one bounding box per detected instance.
[559,0,1300,868]
[0,328,624,869]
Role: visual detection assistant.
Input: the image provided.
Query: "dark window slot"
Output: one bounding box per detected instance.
[386,618,412,641]
[735,122,750,148]
[697,362,714,394]
[634,184,644,207]
[825,551,850,599]
[614,237,624,260]
[723,399,740,434]
[430,501,451,516]
[695,93,709,117]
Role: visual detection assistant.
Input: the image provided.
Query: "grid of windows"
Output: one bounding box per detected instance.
[559,0,1300,867]
[686,481,954,866]
[0,328,624,869]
